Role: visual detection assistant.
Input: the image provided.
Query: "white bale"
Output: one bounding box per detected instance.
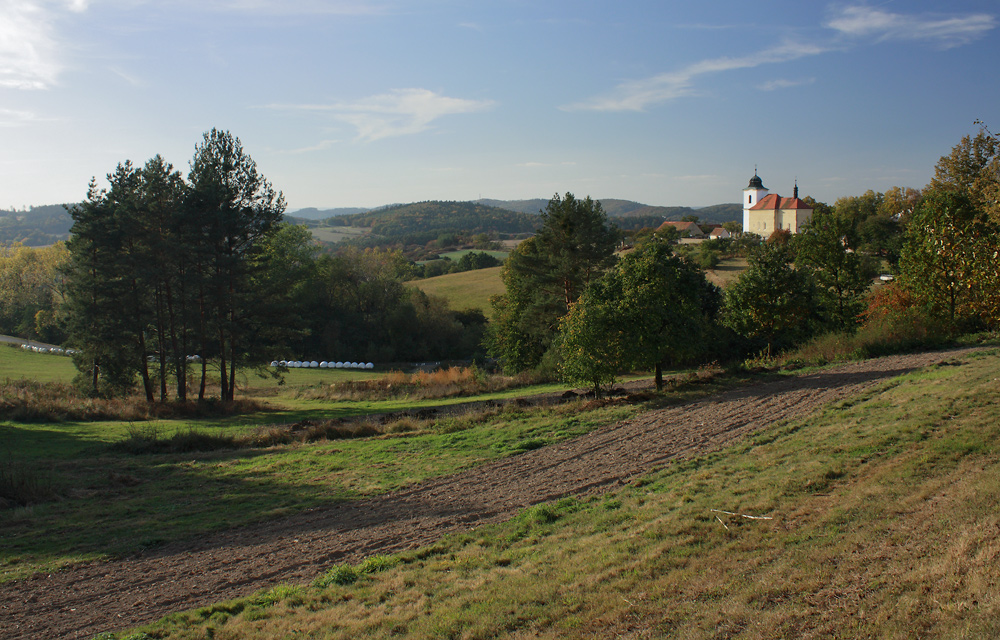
[310,361,319,368]
[270,361,278,367]
[319,361,328,368]
[334,362,343,368]
[365,362,374,369]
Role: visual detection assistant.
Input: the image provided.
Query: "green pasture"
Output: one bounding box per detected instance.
[409,266,504,317]
[118,348,1000,639]
[308,225,369,244]
[0,344,76,383]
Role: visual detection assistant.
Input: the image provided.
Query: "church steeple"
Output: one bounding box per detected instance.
[793,179,798,199]
[742,166,769,233]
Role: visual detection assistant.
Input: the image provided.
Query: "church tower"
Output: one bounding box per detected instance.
[743,169,768,233]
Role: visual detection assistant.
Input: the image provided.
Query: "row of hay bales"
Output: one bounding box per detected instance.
[20,344,79,356]
[271,360,374,370]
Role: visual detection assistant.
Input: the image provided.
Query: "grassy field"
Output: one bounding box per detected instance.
[705,256,748,289]
[0,344,77,383]
[0,390,634,582]
[3,344,638,581]
[112,347,1000,639]
[409,266,504,318]
[308,225,369,244]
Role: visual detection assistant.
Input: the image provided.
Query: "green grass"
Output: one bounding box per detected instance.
[0,344,77,383]
[409,266,504,317]
[109,348,1000,639]
[308,225,369,244]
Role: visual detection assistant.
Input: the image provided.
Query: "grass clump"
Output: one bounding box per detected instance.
[313,554,401,588]
[0,460,56,509]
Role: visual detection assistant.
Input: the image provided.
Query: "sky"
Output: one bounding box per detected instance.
[1,1,998,212]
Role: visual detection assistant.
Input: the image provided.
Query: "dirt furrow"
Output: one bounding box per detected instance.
[0,347,979,639]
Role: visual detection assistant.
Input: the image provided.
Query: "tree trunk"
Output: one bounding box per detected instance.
[655,362,663,391]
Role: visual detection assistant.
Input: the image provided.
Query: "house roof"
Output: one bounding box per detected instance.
[749,193,813,211]
[656,220,706,236]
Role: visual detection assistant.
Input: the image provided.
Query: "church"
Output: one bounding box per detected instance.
[742,171,812,235]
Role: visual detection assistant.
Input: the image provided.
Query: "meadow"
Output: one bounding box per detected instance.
[5,339,1000,638]
[96,346,1000,639]
[0,344,639,582]
[409,266,506,318]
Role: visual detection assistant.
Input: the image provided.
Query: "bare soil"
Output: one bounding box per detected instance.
[0,347,980,639]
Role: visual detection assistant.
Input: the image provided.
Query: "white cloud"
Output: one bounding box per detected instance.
[827,6,996,49]
[564,40,826,112]
[282,139,340,154]
[759,77,816,91]
[0,107,41,126]
[269,89,494,142]
[0,1,61,89]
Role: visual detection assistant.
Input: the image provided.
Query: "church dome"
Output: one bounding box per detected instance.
[747,173,765,189]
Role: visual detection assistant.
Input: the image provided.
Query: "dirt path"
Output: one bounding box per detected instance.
[0,347,981,639]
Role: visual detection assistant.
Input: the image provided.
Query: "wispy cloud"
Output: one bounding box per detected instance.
[0,1,61,89]
[267,89,494,142]
[827,6,995,48]
[564,40,826,112]
[282,139,339,154]
[759,77,816,91]
[0,107,41,126]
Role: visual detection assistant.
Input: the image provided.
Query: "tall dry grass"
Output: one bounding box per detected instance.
[300,366,546,401]
[0,378,267,423]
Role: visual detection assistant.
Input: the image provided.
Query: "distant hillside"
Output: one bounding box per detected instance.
[330,201,540,244]
[288,207,371,220]
[0,204,74,246]
[476,198,741,225]
[695,203,742,224]
[475,199,548,215]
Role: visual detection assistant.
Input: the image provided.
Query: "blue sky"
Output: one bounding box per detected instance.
[1,1,997,212]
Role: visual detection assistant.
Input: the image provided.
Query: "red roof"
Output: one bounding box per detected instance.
[656,220,706,237]
[749,193,813,211]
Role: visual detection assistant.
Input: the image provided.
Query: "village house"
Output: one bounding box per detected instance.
[656,220,706,239]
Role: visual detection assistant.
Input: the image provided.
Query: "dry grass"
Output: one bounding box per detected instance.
[0,378,267,423]
[300,366,544,402]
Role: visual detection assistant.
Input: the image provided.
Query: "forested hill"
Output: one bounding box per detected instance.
[328,201,540,243]
[476,198,741,225]
[0,204,74,246]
